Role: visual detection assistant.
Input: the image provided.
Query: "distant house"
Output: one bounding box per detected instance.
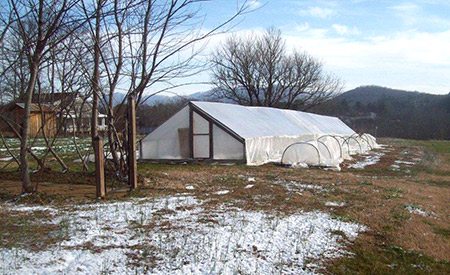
[0,92,107,138]
[32,92,107,136]
[0,102,57,137]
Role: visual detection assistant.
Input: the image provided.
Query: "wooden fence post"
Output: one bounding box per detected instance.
[128,95,137,190]
[94,135,105,198]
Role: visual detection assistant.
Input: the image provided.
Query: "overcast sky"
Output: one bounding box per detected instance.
[165,0,450,96]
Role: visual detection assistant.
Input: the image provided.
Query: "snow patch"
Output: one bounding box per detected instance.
[325,201,346,207]
[245,184,254,189]
[291,162,309,169]
[274,180,326,193]
[1,196,366,274]
[215,190,230,195]
[405,204,433,217]
[349,152,384,169]
[6,204,58,214]
[394,160,415,166]
[0,157,13,162]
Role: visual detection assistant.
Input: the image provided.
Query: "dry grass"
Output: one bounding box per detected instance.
[0,138,449,273]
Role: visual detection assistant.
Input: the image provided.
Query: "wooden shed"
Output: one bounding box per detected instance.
[0,103,57,138]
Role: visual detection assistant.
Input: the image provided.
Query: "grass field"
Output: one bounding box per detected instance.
[0,138,449,274]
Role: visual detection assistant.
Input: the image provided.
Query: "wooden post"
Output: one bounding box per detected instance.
[128,95,137,190]
[94,135,105,198]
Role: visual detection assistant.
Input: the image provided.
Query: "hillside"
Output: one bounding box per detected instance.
[312,86,450,140]
[134,85,450,140]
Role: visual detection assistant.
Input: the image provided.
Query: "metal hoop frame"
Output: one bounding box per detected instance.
[281,141,321,166]
[358,134,373,150]
[361,134,375,149]
[280,132,375,166]
[343,135,362,154]
[318,135,343,158]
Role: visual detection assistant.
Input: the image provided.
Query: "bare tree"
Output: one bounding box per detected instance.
[79,0,250,180]
[3,0,85,193]
[211,28,343,110]
[0,0,252,192]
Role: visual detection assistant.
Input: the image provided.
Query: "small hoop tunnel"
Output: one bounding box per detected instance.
[318,134,343,158]
[317,140,332,160]
[335,136,350,156]
[358,134,372,150]
[360,134,374,150]
[343,135,362,154]
[281,141,321,166]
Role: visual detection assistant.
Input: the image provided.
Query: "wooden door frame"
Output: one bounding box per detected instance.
[189,102,246,161]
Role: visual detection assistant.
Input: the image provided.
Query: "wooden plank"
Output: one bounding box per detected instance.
[209,120,214,159]
[128,95,138,190]
[189,107,194,158]
[94,136,106,198]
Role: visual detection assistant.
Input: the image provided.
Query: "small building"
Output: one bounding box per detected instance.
[32,92,107,135]
[0,103,57,137]
[140,101,377,168]
[0,92,108,138]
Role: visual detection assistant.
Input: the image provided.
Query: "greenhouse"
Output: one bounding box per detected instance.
[140,101,378,169]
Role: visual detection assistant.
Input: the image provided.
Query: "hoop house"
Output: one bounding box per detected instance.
[140,101,378,167]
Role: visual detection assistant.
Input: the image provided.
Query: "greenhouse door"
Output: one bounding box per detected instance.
[191,110,213,159]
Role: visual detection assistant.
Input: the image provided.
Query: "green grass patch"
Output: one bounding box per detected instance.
[331,213,357,223]
[359,181,373,186]
[329,244,450,275]
[0,208,67,251]
[384,187,403,199]
[424,221,450,239]
[432,226,450,239]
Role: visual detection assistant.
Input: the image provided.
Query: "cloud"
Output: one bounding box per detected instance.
[332,24,360,36]
[390,2,421,25]
[246,0,262,9]
[301,7,335,19]
[390,2,420,12]
[282,26,450,93]
[173,23,450,95]
[389,2,450,28]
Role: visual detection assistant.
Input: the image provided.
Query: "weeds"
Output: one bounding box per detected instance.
[328,242,450,275]
[384,187,403,199]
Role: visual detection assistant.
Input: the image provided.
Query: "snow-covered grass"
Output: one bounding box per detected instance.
[394,160,416,166]
[390,158,419,171]
[405,204,434,217]
[273,180,327,193]
[325,201,346,208]
[0,137,91,158]
[0,196,366,274]
[348,152,385,169]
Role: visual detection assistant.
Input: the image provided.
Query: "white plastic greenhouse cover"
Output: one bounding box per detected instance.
[191,101,358,166]
[141,106,190,160]
[192,102,355,139]
[140,101,377,167]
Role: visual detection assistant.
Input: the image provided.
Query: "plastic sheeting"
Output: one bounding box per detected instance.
[192,102,355,138]
[213,125,244,160]
[141,106,189,159]
[191,101,370,166]
[141,101,378,168]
